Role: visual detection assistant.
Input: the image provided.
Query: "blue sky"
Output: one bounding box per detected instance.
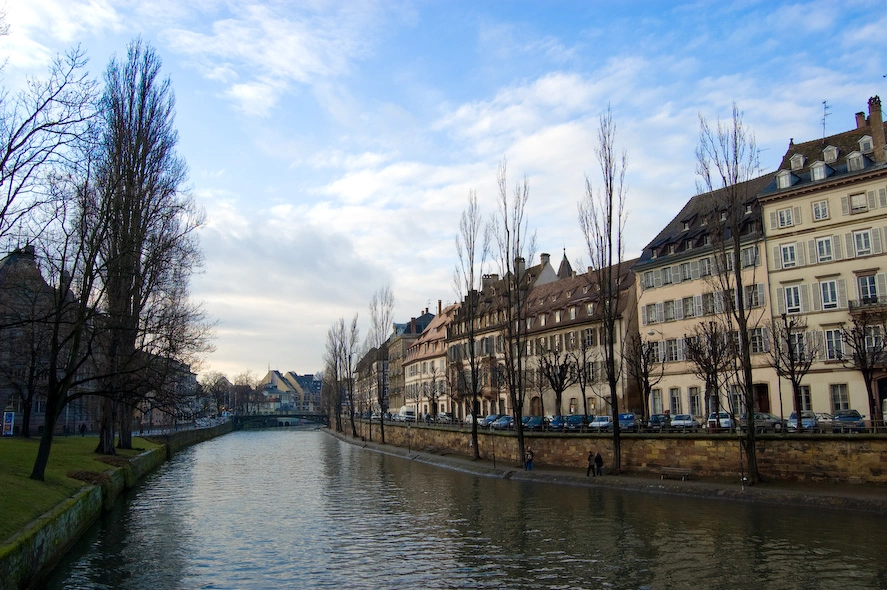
[3,0,886,380]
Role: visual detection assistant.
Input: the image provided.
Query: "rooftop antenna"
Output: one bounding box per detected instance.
[821,100,831,139]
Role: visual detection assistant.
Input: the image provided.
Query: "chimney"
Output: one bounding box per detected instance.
[856,111,867,129]
[410,317,416,334]
[515,256,526,278]
[438,300,442,314]
[869,96,886,164]
[541,252,550,266]
[482,273,498,290]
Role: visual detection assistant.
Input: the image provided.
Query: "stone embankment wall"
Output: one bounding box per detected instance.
[355,421,887,483]
[1,420,233,589]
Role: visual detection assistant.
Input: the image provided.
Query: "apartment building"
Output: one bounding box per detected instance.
[759,96,887,418]
[633,174,780,420]
[386,311,434,412]
[403,302,459,418]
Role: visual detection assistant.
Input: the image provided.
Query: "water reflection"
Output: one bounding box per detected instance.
[45,430,887,589]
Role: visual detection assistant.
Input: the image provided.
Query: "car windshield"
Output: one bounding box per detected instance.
[618,413,634,420]
[674,415,690,420]
[835,410,861,418]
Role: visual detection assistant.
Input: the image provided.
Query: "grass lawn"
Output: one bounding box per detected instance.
[0,435,161,542]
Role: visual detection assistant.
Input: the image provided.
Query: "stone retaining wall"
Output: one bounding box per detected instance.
[355,420,887,483]
[1,422,233,589]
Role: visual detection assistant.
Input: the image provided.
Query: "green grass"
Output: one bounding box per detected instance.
[0,435,161,542]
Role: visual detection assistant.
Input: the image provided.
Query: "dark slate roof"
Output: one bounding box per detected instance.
[634,173,774,268]
[556,250,574,279]
[393,312,435,335]
[759,112,887,197]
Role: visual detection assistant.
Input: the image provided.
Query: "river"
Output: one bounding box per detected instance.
[44,429,887,589]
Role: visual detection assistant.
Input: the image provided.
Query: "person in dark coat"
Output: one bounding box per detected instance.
[524,447,534,471]
[594,451,603,476]
[587,450,595,477]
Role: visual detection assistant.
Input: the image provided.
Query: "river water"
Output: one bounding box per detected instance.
[44,429,887,589]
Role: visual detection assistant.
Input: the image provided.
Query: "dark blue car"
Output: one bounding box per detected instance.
[832,409,866,433]
[618,413,639,432]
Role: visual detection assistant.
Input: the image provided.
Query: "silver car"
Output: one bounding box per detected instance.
[670,414,699,431]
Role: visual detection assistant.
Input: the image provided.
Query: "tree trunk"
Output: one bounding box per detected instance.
[95,397,117,455]
[30,399,62,481]
[21,399,32,438]
[117,404,134,449]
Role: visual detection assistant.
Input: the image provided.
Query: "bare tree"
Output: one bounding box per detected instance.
[453,190,490,459]
[492,159,536,466]
[367,285,394,443]
[684,320,738,425]
[768,314,818,431]
[578,106,630,474]
[326,315,360,437]
[0,45,96,243]
[624,331,664,421]
[696,102,763,483]
[537,341,578,417]
[93,38,204,453]
[839,310,887,428]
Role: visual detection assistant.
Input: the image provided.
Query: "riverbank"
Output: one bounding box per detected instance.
[328,428,887,514]
[0,420,233,589]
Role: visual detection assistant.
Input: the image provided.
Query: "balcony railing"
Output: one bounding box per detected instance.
[849,296,887,312]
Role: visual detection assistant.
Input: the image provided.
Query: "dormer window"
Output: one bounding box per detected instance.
[745,204,753,214]
[790,153,805,171]
[776,169,796,189]
[859,135,874,153]
[720,211,727,221]
[823,145,838,163]
[810,161,831,181]
[682,221,690,231]
[651,249,658,259]
[847,151,865,172]
[668,244,675,255]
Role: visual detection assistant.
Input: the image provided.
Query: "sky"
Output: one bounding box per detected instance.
[2,0,886,381]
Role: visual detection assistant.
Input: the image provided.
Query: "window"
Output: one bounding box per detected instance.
[750,327,766,353]
[689,387,701,416]
[777,207,794,228]
[651,389,663,415]
[854,230,872,256]
[540,314,547,326]
[641,272,654,288]
[665,339,680,362]
[800,385,812,411]
[741,245,759,268]
[554,310,562,323]
[823,146,838,163]
[702,292,715,315]
[781,244,797,268]
[586,302,594,315]
[776,170,795,189]
[789,332,807,362]
[644,304,657,325]
[662,267,672,285]
[583,328,596,347]
[816,237,833,263]
[811,163,829,181]
[821,280,838,309]
[664,300,675,322]
[785,285,801,314]
[830,384,849,412]
[731,384,745,415]
[680,262,692,281]
[670,388,682,413]
[682,221,690,231]
[825,329,843,360]
[865,326,883,352]
[699,258,711,277]
[813,200,829,220]
[848,154,865,172]
[850,192,867,213]
[858,275,878,303]
[859,136,874,153]
[790,153,805,170]
[744,284,762,308]
[683,297,696,318]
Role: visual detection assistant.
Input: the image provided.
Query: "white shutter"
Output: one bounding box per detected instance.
[880,188,887,208]
[757,284,766,307]
[877,274,887,299]
[675,300,684,320]
[690,260,700,280]
[641,305,648,326]
[776,287,786,315]
[714,291,724,314]
[796,242,806,266]
[654,271,662,288]
[656,302,664,323]
[792,206,802,224]
[772,246,782,270]
[812,282,821,311]
[868,190,878,210]
[673,266,682,283]
[800,284,810,312]
[838,278,848,308]
[763,326,771,352]
[808,240,817,264]
[833,235,843,260]
[769,211,778,230]
[846,233,855,257]
[694,294,703,317]
[874,228,883,255]
[812,331,825,361]
[678,338,686,361]
[841,196,850,216]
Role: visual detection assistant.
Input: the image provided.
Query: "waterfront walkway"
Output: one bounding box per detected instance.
[330,430,887,514]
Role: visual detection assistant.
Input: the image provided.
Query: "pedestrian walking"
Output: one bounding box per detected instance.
[525,447,534,471]
[587,450,595,477]
[79,423,86,436]
[594,451,603,476]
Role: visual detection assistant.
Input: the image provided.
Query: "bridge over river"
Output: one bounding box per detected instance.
[232,412,328,429]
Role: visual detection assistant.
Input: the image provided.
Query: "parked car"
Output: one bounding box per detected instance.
[524,416,546,431]
[589,415,612,431]
[564,414,588,431]
[707,411,733,430]
[491,415,514,430]
[670,414,699,431]
[739,412,785,432]
[832,409,866,433]
[548,415,567,431]
[814,412,834,431]
[479,414,500,428]
[436,412,453,424]
[787,411,817,432]
[618,413,639,432]
[463,414,475,425]
[647,414,670,431]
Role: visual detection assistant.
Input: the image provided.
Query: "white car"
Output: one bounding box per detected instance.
[670,414,699,431]
[589,415,612,431]
[707,411,733,430]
